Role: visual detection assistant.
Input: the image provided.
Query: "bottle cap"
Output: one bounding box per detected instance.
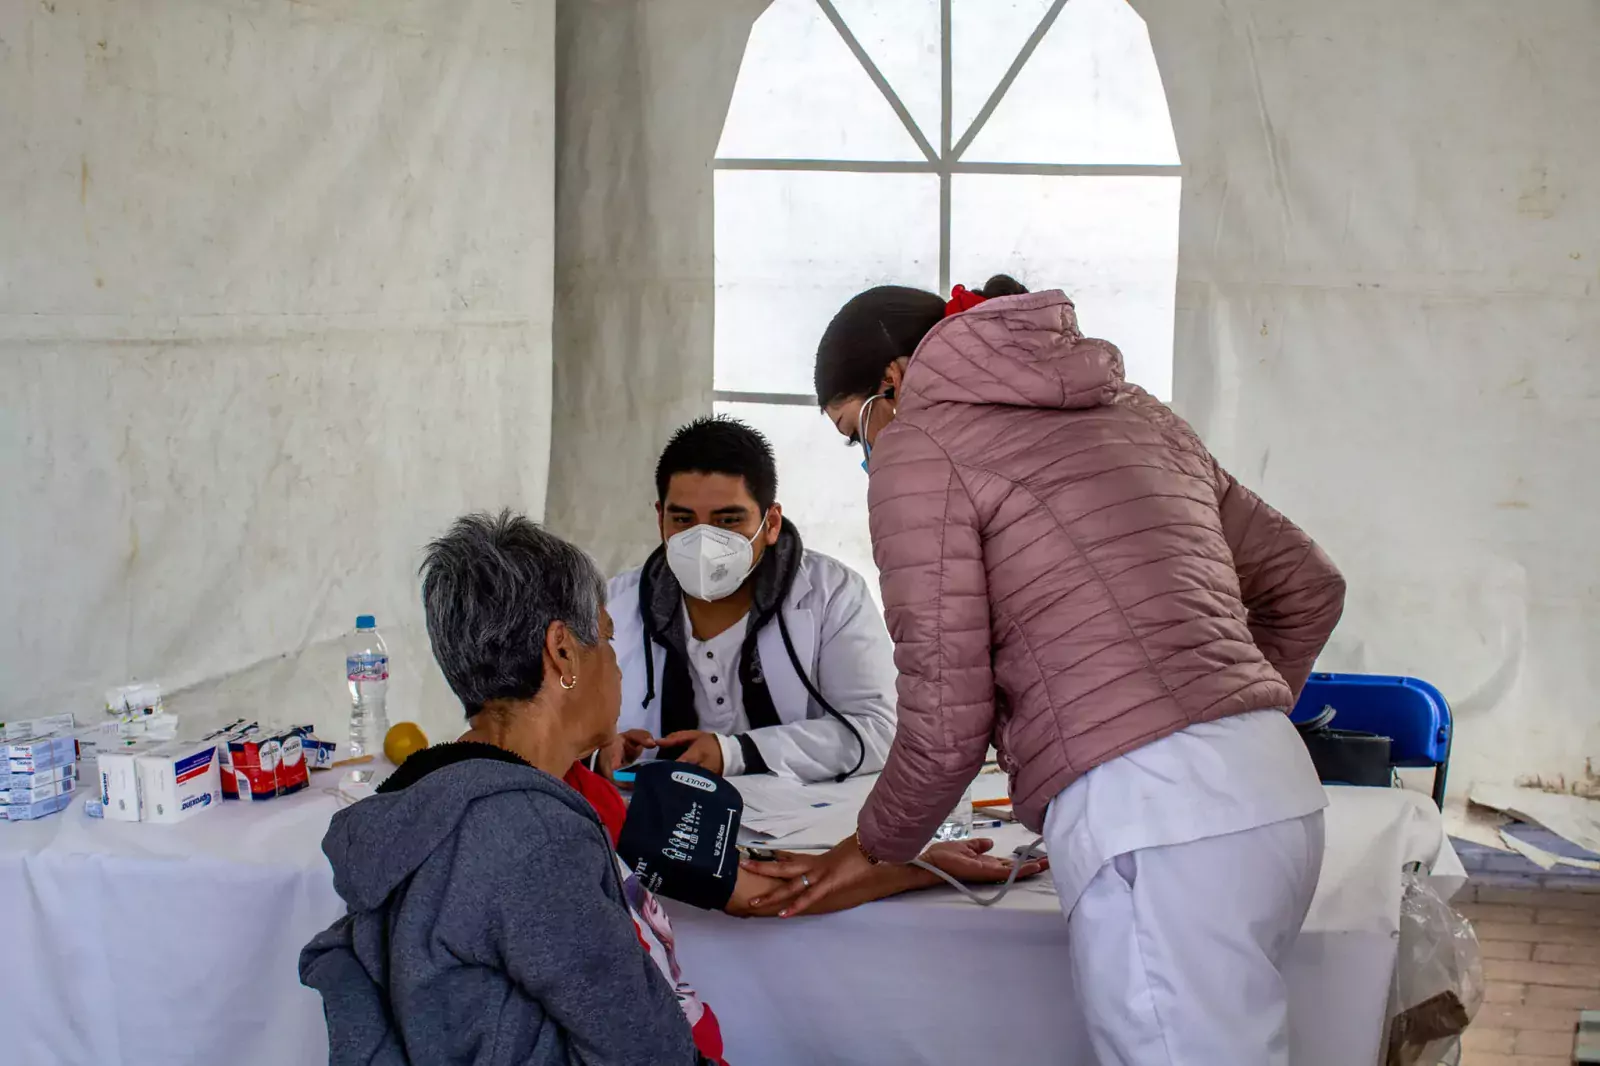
[356,615,376,629]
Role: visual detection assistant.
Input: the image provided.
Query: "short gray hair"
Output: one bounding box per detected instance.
[419,511,606,716]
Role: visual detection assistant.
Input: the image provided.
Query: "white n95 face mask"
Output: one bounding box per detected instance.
[665,518,767,602]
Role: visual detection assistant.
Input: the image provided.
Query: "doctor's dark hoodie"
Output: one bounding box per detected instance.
[299,742,704,1066]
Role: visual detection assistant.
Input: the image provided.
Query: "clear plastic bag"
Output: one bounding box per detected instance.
[1384,869,1485,1066]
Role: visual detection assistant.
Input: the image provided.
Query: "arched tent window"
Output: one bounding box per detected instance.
[713,0,1180,589]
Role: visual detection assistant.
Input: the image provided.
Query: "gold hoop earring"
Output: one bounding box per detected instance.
[559,674,577,690]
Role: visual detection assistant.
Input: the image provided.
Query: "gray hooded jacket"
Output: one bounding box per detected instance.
[299,742,702,1066]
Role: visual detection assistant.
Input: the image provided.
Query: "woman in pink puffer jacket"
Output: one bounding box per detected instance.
[766,276,1345,1064]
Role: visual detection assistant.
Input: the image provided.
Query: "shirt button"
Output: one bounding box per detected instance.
[710,675,719,684]
[706,652,714,659]
[716,697,725,705]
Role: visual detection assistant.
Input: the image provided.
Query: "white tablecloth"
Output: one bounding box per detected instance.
[0,778,1460,1066]
[670,781,1465,1066]
[0,786,345,1066]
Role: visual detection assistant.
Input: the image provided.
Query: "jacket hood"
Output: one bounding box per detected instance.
[321,741,597,912]
[900,290,1124,413]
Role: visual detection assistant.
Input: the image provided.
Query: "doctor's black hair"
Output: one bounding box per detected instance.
[654,415,778,513]
[813,274,1029,408]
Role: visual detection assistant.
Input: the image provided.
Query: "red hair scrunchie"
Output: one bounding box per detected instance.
[944,285,988,317]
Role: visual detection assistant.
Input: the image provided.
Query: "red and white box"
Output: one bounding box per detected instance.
[226,730,302,799]
[220,724,313,800]
[273,729,310,796]
[223,730,277,801]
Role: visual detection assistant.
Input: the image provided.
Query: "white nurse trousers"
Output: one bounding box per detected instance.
[1063,811,1326,1066]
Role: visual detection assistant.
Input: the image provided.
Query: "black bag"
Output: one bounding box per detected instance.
[1296,705,1394,788]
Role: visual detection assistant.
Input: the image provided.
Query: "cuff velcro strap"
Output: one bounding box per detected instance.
[617,761,744,910]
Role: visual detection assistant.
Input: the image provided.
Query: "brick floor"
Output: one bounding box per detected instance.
[1455,875,1600,1066]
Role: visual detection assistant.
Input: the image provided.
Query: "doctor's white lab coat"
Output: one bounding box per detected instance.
[607,550,897,782]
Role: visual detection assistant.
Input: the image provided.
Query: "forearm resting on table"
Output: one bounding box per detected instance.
[725,860,935,918]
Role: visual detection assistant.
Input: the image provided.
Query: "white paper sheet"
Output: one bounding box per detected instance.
[1470,783,1600,858]
[732,773,855,839]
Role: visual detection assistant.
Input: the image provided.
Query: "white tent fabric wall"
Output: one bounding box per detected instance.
[547,0,768,577]
[1135,0,1600,790]
[554,0,1598,792]
[0,0,556,747]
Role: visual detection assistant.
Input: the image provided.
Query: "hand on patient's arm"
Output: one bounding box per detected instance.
[733,837,1050,918]
[725,852,933,918]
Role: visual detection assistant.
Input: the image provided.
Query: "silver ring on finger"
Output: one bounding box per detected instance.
[800,873,812,889]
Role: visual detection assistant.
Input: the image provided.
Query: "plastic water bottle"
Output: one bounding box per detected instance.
[345,615,390,761]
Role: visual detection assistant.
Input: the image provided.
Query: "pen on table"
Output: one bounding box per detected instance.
[971,818,1004,830]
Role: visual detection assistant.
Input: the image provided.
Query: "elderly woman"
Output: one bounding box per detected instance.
[301,511,1045,1066]
[300,512,705,1065]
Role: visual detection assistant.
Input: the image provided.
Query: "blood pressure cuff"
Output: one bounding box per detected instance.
[616,761,743,911]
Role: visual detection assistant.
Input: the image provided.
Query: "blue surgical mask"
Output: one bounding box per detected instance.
[858,391,891,473]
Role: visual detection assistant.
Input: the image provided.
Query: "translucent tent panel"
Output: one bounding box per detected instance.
[715,400,881,602]
[714,170,940,394]
[716,0,926,162]
[961,0,1179,165]
[951,174,1180,399]
[951,0,1057,151]
[832,0,942,153]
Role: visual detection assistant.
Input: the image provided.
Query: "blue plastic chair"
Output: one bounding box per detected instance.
[1290,673,1453,809]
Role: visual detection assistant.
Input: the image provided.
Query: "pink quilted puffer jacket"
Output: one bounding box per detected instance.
[858,291,1345,863]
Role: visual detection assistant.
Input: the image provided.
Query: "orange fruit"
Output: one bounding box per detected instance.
[384,722,429,766]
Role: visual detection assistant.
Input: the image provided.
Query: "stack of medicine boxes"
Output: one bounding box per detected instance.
[1,733,79,822]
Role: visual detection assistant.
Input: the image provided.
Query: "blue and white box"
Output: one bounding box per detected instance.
[1,736,76,774]
[0,739,78,822]
[135,740,223,824]
[0,713,75,743]
[0,763,75,790]
[1,775,75,806]
[2,792,73,821]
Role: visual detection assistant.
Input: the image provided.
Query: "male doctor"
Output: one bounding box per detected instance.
[607,416,896,782]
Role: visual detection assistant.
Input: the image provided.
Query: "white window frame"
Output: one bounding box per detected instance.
[712,0,1184,409]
